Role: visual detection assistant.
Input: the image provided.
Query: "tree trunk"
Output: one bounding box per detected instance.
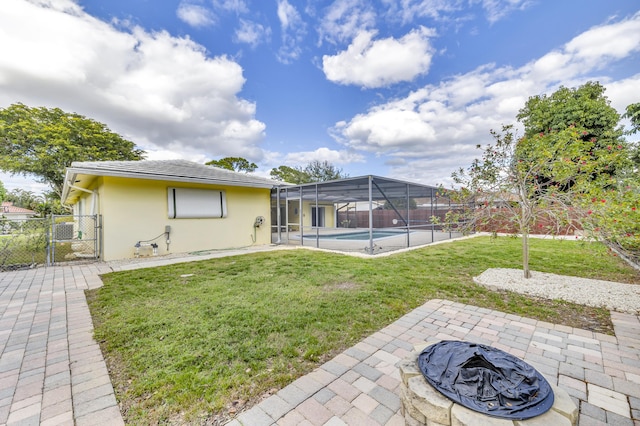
[522,231,531,278]
[521,202,531,279]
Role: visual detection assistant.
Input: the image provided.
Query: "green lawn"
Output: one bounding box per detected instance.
[87,236,639,424]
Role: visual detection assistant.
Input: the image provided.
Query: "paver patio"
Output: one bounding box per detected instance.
[0,249,638,425]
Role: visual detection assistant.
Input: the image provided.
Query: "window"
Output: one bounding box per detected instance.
[167,187,227,219]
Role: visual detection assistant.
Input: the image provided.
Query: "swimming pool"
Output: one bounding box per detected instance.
[303,230,406,240]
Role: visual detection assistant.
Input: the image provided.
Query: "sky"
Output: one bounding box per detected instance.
[1,0,639,194]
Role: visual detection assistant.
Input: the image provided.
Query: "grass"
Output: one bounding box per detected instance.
[86,236,639,424]
[0,233,76,269]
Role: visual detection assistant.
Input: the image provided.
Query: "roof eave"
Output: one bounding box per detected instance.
[64,167,278,191]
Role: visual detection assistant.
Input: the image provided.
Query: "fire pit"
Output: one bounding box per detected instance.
[398,340,578,426]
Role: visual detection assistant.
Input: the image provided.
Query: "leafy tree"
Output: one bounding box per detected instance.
[450,125,628,277]
[623,103,640,168]
[448,82,635,277]
[517,81,623,142]
[35,191,67,215]
[583,177,640,265]
[5,188,42,211]
[623,102,640,134]
[383,198,417,210]
[0,180,6,204]
[270,165,311,183]
[516,81,625,189]
[206,157,257,173]
[303,160,347,182]
[516,83,638,266]
[270,161,348,184]
[0,103,145,198]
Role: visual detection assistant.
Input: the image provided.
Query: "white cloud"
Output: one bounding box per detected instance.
[317,0,376,45]
[0,172,49,194]
[0,0,266,160]
[235,19,271,48]
[331,12,640,183]
[176,2,215,28]
[565,13,640,66]
[333,109,437,151]
[213,0,249,14]
[380,0,464,24]
[323,26,436,88]
[480,0,532,24]
[283,147,365,165]
[379,0,531,25]
[276,0,307,63]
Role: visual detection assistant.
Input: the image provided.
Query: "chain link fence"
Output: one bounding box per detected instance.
[0,215,101,271]
[0,218,49,271]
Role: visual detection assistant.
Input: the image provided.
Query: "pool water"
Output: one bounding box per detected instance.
[304,230,406,240]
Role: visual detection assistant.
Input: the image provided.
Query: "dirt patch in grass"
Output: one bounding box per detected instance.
[323,281,360,291]
[499,291,614,335]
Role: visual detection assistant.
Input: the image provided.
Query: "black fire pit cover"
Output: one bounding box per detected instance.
[418,340,554,420]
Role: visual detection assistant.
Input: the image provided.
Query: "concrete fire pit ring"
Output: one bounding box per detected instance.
[398,344,578,426]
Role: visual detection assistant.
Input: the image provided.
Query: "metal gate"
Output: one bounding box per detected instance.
[50,214,102,264]
[0,214,101,271]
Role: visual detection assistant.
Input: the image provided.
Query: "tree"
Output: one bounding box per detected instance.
[270,165,311,184]
[623,102,640,135]
[0,180,6,204]
[583,176,640,265]
[5,188,42,211]
[516,81,625,189]
[449,82,634,278]
[206,157,257,173]
[0,103,145,198]
[303,160,347,182]
[623,103,640,168]
[270,161,348,184]
[383,198,417,210]
[517,82,623,143]
[35,191,67,215]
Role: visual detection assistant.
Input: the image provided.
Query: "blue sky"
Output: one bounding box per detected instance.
[1,0,639,193]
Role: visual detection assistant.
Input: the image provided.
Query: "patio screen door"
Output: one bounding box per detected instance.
[311,206,325,227]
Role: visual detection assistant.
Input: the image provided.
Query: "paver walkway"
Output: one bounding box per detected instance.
[0,249,639,425]
[230,299,640,426]
[0,263,119,426]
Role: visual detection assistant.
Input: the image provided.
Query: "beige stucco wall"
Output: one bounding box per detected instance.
[284,200,337,229]
[81,176,271,261]
[301,201,336,228]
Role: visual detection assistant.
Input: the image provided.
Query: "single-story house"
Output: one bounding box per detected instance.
[62,160,468,261]
[1,202,38,220]
[61,160,280,261]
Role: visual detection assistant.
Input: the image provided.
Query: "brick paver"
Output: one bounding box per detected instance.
[0,264,120,426]
[1,248,638,425]
[233,299,640,425]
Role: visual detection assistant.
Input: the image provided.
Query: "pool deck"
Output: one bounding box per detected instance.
[0,246,639,425]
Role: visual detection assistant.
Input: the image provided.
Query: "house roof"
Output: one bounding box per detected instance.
[62,159,283,204]
[1,202,37,216]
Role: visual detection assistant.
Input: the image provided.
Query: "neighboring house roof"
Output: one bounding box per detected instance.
[62,159,284,205]
[1,202,37,216]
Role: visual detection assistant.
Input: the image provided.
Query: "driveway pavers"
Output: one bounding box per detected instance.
[0,249,638,425]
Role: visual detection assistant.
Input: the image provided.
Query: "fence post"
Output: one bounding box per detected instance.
[46,215,51,266]
[50,214,55,266]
